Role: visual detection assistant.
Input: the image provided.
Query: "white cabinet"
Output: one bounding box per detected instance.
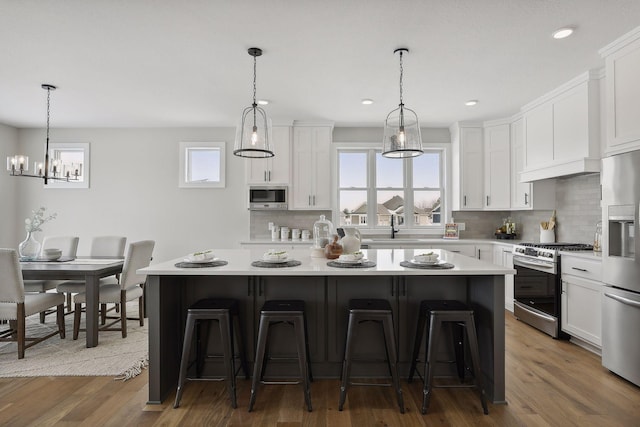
[246,126,291,184]
[476,244,494,262]
[436,243,476,258]
[483,123,511,210]
[561,254,603,350]
[520,71,601,182]
[510,118,556,210]
[600,26,640,155]
[450,123,484,210]
[291,124,333,209]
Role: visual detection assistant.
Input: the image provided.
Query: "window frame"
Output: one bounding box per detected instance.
[44,142,90,189]
[333,141,448,235]
[178,141,226,188]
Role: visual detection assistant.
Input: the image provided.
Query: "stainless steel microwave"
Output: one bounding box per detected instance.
[249,186,288,210]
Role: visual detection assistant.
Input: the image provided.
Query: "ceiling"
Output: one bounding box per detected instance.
[1,1,639,129]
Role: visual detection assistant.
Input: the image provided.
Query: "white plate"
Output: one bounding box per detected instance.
[334,258,367,264]
[184,257,218,264]
[261,257,289,263]
[410,258,439,265]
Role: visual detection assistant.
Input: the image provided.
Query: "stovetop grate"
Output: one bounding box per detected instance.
[519,243,594,251]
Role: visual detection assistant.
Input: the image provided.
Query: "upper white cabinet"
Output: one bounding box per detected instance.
[599,26,640,155]
[246,125,291,184]
[483,122,511,210]
[450,123,484,210]
[291,123,333,210]
[510,118,556,210]
[520,71,601,182]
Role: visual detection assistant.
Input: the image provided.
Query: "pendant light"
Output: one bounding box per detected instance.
[6,84,76,184]
[234,47,274,158]
[382,48,423,158]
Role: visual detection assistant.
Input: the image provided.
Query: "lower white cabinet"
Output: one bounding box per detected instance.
[561,255,603,349]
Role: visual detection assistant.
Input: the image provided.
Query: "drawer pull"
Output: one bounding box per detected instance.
[571,267,588,272]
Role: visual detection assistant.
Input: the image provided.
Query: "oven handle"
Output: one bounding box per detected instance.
[605,292,640,309]
[513,257,555,269]
[514,301,556,322]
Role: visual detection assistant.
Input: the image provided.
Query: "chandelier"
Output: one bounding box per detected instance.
[6,84,78,184]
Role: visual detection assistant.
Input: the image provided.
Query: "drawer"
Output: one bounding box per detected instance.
[561,256,602,282]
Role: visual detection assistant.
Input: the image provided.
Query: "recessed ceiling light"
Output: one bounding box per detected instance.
[552,27,574,39]
[257,99,269,105]
[361,99,374,105]
[465,100,479,106]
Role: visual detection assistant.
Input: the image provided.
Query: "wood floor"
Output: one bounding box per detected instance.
[1,311,639,426]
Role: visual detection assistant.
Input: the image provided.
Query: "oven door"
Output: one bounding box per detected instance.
[513,256,561,338]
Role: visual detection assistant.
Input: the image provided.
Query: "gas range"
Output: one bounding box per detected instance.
[513,242,594,263]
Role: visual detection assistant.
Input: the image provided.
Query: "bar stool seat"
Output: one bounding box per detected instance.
[248,299,313,412]
[408,300,488,415]
[338,299,404,413]
[173,298,249,409]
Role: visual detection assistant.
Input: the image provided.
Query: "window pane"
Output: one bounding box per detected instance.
[187,148,220,182]
[377,190,404,226]
[376,153,403,187]
[339,190,367,226]
[413,152,440,188]
[339,152,367,188]
[413,191,441,225]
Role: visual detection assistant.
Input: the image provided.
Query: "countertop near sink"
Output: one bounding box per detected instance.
[241,238,525,247]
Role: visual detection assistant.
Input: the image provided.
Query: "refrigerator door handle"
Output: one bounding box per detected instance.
[604,292,640,309]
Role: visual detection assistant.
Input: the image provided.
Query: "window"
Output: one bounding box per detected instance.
[179,142,225,188]
[336,145,444,230]
[45,142,90,189]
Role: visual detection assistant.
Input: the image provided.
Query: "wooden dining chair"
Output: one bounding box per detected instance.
[56,236,127,312]
[24,235,79,323]
[72,240,154,339]
[0,248,66,359]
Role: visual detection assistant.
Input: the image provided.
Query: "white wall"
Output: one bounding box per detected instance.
[15,127,250,262]
[0,123,19,248]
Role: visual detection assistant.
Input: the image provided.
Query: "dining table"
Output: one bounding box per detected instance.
[20,257,124,348]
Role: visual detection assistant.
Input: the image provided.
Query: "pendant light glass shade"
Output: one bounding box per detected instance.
[234,47,274,158]
[382,48,423,158]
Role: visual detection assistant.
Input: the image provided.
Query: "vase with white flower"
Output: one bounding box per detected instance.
[19,207,57,260]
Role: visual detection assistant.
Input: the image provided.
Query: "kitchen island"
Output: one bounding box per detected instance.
[140,248,515,405]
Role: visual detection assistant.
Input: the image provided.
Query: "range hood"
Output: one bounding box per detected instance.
[519,157,601,182]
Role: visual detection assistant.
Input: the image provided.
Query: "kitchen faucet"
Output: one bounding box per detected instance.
[390,215,398,239]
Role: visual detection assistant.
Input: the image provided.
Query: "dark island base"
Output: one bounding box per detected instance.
[146,274,505,405]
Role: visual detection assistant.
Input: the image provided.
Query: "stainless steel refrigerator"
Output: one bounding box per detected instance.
[602,150,640,387]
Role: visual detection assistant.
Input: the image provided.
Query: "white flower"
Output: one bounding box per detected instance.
[24,207,57,233]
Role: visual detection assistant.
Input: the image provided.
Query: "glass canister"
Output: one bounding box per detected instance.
[593,221,602,252]
[313,215,334,248]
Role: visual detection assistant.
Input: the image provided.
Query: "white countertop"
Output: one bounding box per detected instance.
[241,238,523,246]
[140,248,516,277]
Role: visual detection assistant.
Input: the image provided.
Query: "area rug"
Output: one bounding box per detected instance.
[0,302,148,380]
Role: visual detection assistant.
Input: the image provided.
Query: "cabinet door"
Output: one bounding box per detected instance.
[476,244,494,261]
[503,250,514,312]
[461,127,484,209]
[561,275,602,347]
[435,244,476,258]
[525,104,554,169]
[605,35,640,153]
[553,85,589,162]
[510,118,532,209]
[291,126,332,209]
[246,126,291,184]
[484,124,511,209]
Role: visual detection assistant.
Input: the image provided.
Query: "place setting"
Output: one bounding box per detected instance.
[251,249,301,268]
[400,251,454,269]
[174,250,228,268]
[327,251,376,268]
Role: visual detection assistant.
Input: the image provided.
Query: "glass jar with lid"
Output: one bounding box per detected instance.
[313,215,334,248]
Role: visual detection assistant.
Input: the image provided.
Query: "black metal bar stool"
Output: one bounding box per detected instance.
[248,300,313,412]
[174,298,249,409]
[408,300,488,415]
[338,299,404,413]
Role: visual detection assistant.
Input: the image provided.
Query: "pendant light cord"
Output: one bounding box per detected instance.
[252,53,257,125]
[399,50,404,106]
